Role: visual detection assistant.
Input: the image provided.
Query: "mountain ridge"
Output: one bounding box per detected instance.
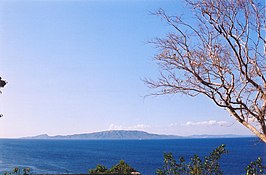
[22,130,181,140]
[22,130,253,140]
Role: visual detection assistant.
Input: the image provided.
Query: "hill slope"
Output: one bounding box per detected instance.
[24,130,181,140]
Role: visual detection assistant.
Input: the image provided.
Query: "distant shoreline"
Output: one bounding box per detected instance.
[12,130,255,140]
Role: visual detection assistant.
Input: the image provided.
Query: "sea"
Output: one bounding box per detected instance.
[0,138,265,175]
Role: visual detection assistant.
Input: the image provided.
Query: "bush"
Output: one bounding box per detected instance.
[88,160,138,175]
[88,164,108,174]
[156,144,227,175]
[3,168,30,175]
[156,144,266,175]
[245,157,266,175]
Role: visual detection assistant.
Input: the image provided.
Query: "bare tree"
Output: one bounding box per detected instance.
[146,0,266,142]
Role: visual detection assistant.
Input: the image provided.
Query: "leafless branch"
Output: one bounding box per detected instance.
[147,0,266,142]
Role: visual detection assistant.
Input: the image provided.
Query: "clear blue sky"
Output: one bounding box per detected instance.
[0,0,251,138]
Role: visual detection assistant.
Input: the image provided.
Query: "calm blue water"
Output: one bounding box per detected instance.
[0,138,265,174]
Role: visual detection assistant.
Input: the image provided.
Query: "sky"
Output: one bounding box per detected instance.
[0,0,252,138]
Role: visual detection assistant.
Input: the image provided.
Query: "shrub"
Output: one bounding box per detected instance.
[88,160,137,175]
[156,144,228,175]
[245,157,266,175]
[157,144,266,175]
[3,168,30,175]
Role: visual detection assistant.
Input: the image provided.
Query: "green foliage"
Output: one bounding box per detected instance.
[89,164,108,174]
[22,168,30,175]
[12,168,20,175]
[245,157,266,175]
[156,144,228,175]
[3,168,30,175]
[88,160,137,175]
[108,160,136,174]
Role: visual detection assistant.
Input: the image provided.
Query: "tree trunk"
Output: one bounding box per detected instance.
[241,120,266,143]
[227,109,266,143]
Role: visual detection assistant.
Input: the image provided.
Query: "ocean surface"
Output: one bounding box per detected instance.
[0,138,265,175]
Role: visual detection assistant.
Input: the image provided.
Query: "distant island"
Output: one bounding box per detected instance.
[23,130,180,140]
[22,130,254,140]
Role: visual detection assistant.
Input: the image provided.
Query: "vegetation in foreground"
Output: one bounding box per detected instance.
[88,144,265,175]
[3,168,30,175]
[156,144,266,175]
[1,145,265,175]
[88,160,139,175]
